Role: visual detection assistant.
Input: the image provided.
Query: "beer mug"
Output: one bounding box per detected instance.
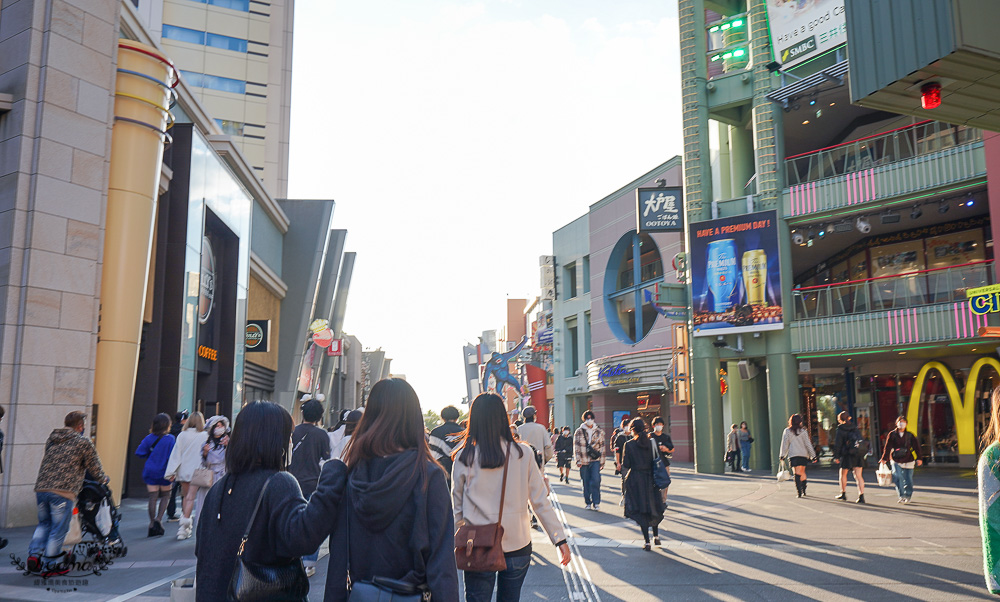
[706,239,738,313]
[742,249,767,306]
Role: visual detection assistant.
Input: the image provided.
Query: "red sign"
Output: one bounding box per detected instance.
[312,328,334,348]
[326,339,343,356]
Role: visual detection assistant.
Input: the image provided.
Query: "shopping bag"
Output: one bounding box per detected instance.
[776,459,791,483]
[876,463,893,487]
[63,508,82,548]
[96,498,113,537]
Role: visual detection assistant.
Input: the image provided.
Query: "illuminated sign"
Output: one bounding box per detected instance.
[245,320,269,352]
[198,345,218,361]
[198,237,215,325]
[599,363,640,387]
[967,284,1000,315]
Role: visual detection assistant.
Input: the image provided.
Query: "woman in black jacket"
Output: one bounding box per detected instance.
[194,401,347,601]
[621,418,666,551]
[555,426,573,483]
[326,378,459,601]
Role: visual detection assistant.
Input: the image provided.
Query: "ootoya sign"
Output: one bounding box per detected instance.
[636,187,684,233]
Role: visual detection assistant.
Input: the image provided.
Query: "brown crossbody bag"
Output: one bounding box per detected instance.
[454,442,511,572]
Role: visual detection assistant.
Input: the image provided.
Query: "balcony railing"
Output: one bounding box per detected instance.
[793,261,994,320]
[785,120,981,186]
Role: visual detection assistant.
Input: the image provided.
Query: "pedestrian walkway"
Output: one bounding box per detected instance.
[0,463,988,600]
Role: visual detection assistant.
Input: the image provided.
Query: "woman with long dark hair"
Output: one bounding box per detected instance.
[779,414,817,498]
[194,401,347,601]
[453,393,570,601]
[621,418,666,551]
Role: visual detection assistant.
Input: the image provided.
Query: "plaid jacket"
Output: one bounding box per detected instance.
[573,425,605,466]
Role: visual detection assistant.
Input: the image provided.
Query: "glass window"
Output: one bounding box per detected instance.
[181,70,246,94]
[209,0,250,9]
[163,24,205,45]
[583,256,591,293]
[565,262,577,299]
[604,232,663,344]
[215,119,245,136]
[206,32,248,53]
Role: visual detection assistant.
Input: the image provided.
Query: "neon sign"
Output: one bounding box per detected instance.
[599,363,640,387]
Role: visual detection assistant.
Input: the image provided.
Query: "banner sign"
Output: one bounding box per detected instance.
[968,284,1000,315]
[245,320,270,352]
[691,210,784,336]
[637,187,684,233]
[327,338,343,356]
[765,0,846,70]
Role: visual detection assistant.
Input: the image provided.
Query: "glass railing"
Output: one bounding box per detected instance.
[792,260,994,320]
[785,121,982,187]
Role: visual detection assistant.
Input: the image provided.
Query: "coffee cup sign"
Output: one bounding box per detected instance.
[312,327,334,348]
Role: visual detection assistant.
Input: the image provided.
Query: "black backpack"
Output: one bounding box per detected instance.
[847,428,869,457]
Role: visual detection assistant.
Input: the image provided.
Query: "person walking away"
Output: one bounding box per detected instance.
[649,417,674,505]
[135,413,176,537]
[165,411,187,521]
[517,406,553,469]
[738,422,753,472]
[0,405,7,551]
[879,415,923,503]
[622,418,666,551]
[165,411,208,539]
[779,414,817,498]
[194,401,349,601]
[833,411,867,503]
[978,387,1000,593]
[330,409,362,460]
[430,405,465,479]
[555,426,573,483]
[574,411,606,511]
[726,424,742,473]
[454,393,570,601]
[27,411,108,575]
[287,398,330,578]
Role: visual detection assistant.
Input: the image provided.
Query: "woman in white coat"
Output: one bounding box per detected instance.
[453,393,570,601]
[165,411,207,539]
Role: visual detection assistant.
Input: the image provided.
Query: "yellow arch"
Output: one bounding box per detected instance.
[906,357,1000,457]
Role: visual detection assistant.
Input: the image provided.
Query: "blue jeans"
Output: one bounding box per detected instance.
[580,462,601,506]
[740,441,752,470]
[463,554,531,602]
[28,492,74,560]
[892,463,914,499]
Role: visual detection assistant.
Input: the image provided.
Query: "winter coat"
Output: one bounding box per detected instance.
[165,429,208,483]
[323,450,458,602]
[573,425,605,466]
[555,435,573,458]
[779,427,816,460]
[517,422,554,464]
[452,442,566,554]
[622,438,665,527]
[880,429,922,465]
[35,428,107,498]
[135,433,176,485]
[833,422,859,461]
[194,463,348,602]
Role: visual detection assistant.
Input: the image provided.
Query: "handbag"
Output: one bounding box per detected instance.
[876,463,893,487]
[776,459,791,483]
[63,508,82,548]
[454,443,511,573]
[227,474,309,602]
[650,441,671,490]
[191,464,214,488]
[585,443,601,461]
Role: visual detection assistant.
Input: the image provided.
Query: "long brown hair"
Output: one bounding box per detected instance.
[456,393,524,469]
[342,379,438,473]
[788,414,803,436]
[983,388,1000,450]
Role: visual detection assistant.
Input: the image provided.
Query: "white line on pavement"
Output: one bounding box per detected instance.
[548,489,602,602]
[105,566,195,602]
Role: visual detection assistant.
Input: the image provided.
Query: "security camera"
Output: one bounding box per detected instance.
[791,231,805,245]
[855,216,871,234]
[712,337,727,348]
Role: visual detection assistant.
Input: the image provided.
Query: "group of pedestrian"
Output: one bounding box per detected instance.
[725,422,753,472]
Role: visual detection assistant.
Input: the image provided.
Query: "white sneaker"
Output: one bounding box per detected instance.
[305,566,316,578]
[593,505,600,512]
[902,497,911,504]
[897,498,904,504]
[585,504,592,510]
[177,517,193,540]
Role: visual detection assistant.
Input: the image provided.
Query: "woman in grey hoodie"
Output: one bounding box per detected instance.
[779,414,816,498]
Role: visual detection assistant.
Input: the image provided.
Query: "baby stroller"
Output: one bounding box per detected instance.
[67,475,127,566]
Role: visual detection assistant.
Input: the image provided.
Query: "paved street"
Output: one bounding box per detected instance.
[0,463,988,601]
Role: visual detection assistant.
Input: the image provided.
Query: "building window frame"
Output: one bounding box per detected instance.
[603,232,663,344]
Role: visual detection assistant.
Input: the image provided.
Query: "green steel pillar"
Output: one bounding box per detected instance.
[680,0,724,473]
[749,373,771,470]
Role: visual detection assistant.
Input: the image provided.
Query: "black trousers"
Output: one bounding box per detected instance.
[166,480,180,517]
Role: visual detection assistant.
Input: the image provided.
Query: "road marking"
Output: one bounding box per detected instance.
[549,489,602,602]
[105,566,195,602]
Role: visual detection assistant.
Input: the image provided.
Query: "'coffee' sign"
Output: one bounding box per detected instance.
[246,320,270,352]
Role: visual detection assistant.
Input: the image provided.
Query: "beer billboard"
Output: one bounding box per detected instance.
[690,210,783,336]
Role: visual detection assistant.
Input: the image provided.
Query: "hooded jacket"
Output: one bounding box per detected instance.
[833,421,859,461]
[35,428,106,499]
[323,450,458,602]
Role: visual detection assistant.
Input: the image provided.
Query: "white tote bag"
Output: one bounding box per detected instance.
[776,459,791,483]
[876,463,893,487]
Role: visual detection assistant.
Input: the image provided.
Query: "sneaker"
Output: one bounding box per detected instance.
[305,566,316,578]
[653,537,661,546]
[897,497,904,504]
[593,505,600,512]
[26,556,41,573]
[585,504,592,510]
[166,515,179,522]
[902,497,910,504]
[835,492,846,501]
[643,543,651,551]
[856,494,866,504]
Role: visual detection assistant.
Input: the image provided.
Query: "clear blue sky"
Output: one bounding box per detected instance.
[288,0,684,412]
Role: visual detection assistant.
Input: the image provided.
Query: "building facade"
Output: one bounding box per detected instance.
[678,0,1000,473]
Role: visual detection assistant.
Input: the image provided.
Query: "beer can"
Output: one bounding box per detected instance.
[742,249,767,306]
[706,239,738,313]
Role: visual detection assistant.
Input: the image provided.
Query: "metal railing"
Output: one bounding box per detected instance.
[785,120,982,187]
[792,260,994,320]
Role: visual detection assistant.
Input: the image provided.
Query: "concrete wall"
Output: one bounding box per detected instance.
[0,0,119,527]
[551,213,590,429]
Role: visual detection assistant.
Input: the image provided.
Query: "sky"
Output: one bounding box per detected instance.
[287,0,684,413]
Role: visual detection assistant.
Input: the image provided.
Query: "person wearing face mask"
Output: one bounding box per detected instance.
[573,411,606,510]
[287,397,331,578]
[649,417,674,505]
[555,426,573,483]
[879,415,923,503]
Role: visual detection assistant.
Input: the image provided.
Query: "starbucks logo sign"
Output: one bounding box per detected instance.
[199,237,215,325]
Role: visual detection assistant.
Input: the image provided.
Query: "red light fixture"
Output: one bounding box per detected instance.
[921,82,942,109]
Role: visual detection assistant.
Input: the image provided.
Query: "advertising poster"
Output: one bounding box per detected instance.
[870,240,925,278]
[766,0,846,70]
[691,210,783,336]
[926,229,985,269]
